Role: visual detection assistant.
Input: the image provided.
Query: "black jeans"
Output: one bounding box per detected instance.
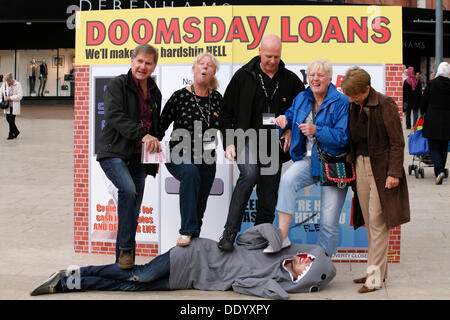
[6,114,19,136]
[405,106,419,129]
[428,138,449,177]
[224,142,282,233]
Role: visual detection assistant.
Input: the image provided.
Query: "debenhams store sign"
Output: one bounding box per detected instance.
[66,0,231,29]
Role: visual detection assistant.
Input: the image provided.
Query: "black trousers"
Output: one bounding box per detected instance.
[224,141,282,232]
[428,138,449,177]
[6,113,19,136]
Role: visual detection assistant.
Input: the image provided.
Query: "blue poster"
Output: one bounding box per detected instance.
[239,184,368,249]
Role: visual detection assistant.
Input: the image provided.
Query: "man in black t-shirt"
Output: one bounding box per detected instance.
[218,34,305,252]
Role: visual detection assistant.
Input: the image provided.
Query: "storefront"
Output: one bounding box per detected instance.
[0,1,76,98]
[0,49,75,97]
[1,1,448,98]
[402,7,450,82]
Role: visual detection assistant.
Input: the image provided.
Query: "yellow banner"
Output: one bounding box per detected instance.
[75,5,402,65]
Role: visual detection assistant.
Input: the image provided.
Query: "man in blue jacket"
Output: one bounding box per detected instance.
[96,44,162,269]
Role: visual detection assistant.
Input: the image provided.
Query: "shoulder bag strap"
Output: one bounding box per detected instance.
[311,101,324,159]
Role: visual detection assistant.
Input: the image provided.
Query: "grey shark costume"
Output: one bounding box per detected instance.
[31,224,336,300]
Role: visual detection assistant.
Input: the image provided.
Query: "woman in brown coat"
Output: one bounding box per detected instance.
[341,67,410,293]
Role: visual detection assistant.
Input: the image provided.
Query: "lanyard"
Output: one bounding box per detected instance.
[191,85,211,127]
[310,100,324,156]
[258,73,279,113]
[311,101,317,123]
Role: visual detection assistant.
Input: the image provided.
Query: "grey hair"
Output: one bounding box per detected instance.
[5,73,14,81]
[436,62,450,78]
[307,59,333,80]
[131,44,159,64]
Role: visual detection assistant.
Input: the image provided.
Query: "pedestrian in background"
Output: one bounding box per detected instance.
[420,61,450,185]
[1,73,23,140]
[403,66,422,129]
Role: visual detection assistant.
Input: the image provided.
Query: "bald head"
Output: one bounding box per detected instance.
[259,34,282,77]
[260,34,282,51]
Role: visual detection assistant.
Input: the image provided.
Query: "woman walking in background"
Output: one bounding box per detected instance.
[420,62,450,185]
[1,73,23,140]
[403,66,422,129]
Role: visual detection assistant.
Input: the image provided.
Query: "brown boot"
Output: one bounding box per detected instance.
[118,249,134,269]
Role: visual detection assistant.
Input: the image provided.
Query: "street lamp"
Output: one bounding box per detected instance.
[435,0,443,72]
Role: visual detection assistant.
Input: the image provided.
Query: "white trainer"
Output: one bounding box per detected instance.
[263,237,292,254]
[282,237,291,249]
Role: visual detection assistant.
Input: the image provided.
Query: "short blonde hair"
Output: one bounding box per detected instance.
[341,66,371,96]
[307,59,333,79]
[192,52,220,90]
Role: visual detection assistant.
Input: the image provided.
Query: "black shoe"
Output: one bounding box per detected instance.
[217,230,237,252]
[14,131,20,138]
[30,270,65,296]
[7,134,14,140]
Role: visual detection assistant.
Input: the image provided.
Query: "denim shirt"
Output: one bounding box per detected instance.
[283,83,350,177]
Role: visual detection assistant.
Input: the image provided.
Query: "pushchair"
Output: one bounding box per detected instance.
[407,116,449,179]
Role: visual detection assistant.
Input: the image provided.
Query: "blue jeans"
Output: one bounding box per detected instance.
[276,157,348,255]
[61,251,171,292]
[224,142,282,232]
[165,162,216,236]
[428,138,449,177]
[99,157,147,261]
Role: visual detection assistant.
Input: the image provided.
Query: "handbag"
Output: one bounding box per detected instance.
[1,99,9,109]
[311,103,355,189]
[318,148,356,189]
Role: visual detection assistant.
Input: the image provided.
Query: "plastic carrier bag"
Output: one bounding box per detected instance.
[408,116,429,155]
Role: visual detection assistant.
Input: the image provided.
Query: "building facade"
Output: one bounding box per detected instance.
[0,0,448,98]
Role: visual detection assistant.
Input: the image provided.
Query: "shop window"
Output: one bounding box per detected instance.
[0,48,75,97]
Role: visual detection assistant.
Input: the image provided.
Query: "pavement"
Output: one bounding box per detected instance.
[1,104,449,302]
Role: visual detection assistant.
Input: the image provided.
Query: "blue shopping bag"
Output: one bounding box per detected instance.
[408,129,429,155]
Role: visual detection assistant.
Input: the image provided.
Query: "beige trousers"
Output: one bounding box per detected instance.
[356,155,390,288]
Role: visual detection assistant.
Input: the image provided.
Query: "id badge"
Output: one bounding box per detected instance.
[262,113,276,126]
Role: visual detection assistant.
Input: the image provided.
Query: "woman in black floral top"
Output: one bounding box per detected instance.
[158,53,223,246]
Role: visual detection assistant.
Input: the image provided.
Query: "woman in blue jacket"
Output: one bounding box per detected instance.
[265,59,350,256]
